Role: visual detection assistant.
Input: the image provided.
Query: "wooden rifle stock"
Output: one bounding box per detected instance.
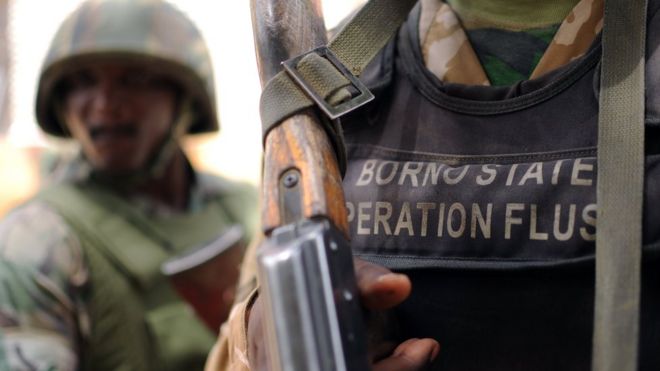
[250,0,348,237]
[250,1,370,370]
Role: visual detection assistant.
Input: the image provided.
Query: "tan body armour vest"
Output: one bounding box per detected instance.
[38,181,248,371]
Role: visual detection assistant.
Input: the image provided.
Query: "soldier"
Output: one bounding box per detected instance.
[209,0,660,370]
[0,0,257,370]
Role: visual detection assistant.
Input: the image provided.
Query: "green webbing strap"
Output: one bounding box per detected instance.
[259,0,417,169]
[593,0,647,370]
[326,0,415,76]
[38,184,170,290]
[37,183,231,290]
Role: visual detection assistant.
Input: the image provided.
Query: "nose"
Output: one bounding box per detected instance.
[89,79,123,119]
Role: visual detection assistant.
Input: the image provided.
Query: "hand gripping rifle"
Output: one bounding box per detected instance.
[250,0,415,369]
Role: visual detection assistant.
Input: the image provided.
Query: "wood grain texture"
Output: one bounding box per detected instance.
[251,0,349,237]
[262,110,348,235]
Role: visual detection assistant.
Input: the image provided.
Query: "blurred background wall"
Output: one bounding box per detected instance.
[0,0,365,216]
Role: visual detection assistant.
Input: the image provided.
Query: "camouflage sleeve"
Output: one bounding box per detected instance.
[0,201,89,371]
[205,234,262,371]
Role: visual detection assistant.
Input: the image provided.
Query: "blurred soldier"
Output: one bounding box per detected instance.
[0,0,257,370]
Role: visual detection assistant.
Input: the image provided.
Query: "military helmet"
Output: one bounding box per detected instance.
[36,0,219,137]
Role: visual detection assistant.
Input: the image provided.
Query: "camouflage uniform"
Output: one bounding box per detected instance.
[0,159,257,371]
[204,0,604,370]
[0,0,258,370]
[419,0,603,85]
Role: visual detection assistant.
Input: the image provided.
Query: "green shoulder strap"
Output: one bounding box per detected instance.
[593,0,648,370]
[259,0,417,173]
[260,0,417,132]
[36,183,232,290]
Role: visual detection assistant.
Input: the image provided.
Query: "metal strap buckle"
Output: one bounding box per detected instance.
[282,46,374,120]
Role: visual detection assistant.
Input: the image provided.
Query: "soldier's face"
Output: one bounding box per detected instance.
[62,62,179,175]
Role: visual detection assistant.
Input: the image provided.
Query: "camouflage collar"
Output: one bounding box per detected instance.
[419,0,603,85]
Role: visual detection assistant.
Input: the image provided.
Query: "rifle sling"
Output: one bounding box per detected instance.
[592,0,647,370]
[259,0,417,174]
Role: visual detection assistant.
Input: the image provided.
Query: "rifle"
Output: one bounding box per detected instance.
[250,0,370,369]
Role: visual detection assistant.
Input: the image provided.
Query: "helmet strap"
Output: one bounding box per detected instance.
[141,98,194,180]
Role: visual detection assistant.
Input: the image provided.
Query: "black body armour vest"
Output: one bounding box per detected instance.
[340,3,660,370]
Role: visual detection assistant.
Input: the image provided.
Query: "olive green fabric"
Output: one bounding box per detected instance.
[36,0,218,137]
[36,182,248,371]
[259,0,418,146]
[592,0,647,370]
[445,0,578,30]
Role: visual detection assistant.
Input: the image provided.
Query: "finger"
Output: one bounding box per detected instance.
[354,258,411,310]
[373,338,440,371]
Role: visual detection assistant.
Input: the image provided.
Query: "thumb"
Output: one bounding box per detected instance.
[354,258,411,310]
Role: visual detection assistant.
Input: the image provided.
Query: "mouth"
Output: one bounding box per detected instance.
[89,124,137,144]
